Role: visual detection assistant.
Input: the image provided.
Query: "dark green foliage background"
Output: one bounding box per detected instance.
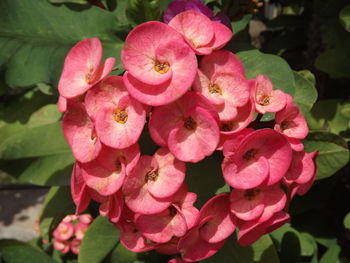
[0,0,349,262]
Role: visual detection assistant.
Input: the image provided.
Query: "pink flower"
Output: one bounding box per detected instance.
[198,50,246,79]
[193,71,250,121]
[71,162,91,214]
[80,143,140,196]
[99,190,124,223]
[62,102,102,163]
[222,129,292,189]
[253,74,287,114]
[85,76,146,149]
[135,206,188,243]
[287,151,318,197]
[117,208,156,253]
[123,148,185,214]
[237,211,290,246]
[53,221,74,241]
[70,238,81,255]
[122,21,197,106]
[284,151,316,186]
[58,38,115,99]
[149,92,220,162]
[178,194,235,262]
[78,214,93,224]
[230,184,286,222]
[169,11,232,55]
[74,222,89,240]
[53,239,70,254]
[275,100,309,140]
[134,184,199,244]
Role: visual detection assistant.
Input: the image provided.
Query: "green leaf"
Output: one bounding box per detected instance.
[340,102,350,119]
[232,15,252,35]
[315,48,350,78]
[105,243,139,263]
[39,186,75,240]
[339,5,350,31]
[237,49,295,95]
[203,234,279,263]
[79,216,120,263]
[186,152,226,207]
[303,131,349,179]
[319,244,341,263]
[280,232,301,263]
[293,70,318,115]
[344,212,350,230]
[0,239,55,263]
[0,121,70,160]
[19,153,74,186]
[49,0,87,4]
[126,0,162,27]
[0,0,123,88]
[307,100,350,137]
[270,225,317,257]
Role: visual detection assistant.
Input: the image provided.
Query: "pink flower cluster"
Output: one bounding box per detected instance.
[52,214,93,255]
[58,9,318,262]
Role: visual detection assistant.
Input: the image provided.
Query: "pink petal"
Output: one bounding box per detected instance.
[200,50,245,79]
[81,158,126,196]
[222,154,270,189]
[257,185,287,223]
[168,106,220,162]
[71,162,91,214]
[95,95,146,149]
[58,38,102,98]
[136,207,187,243]
[147,148,186,199]
[62,102,102,163]
[218,98,255,135]
[237,211,290,246]
[99,190,124,223]
[123,156,173,215]
[178,224,225,262]
[149,101,184,147]
[85,76,128,121]
[121,21,180,86]
[199,193,236,243]
[210,21,232,50]
[230,189,265,221]
[169,10,214,54]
